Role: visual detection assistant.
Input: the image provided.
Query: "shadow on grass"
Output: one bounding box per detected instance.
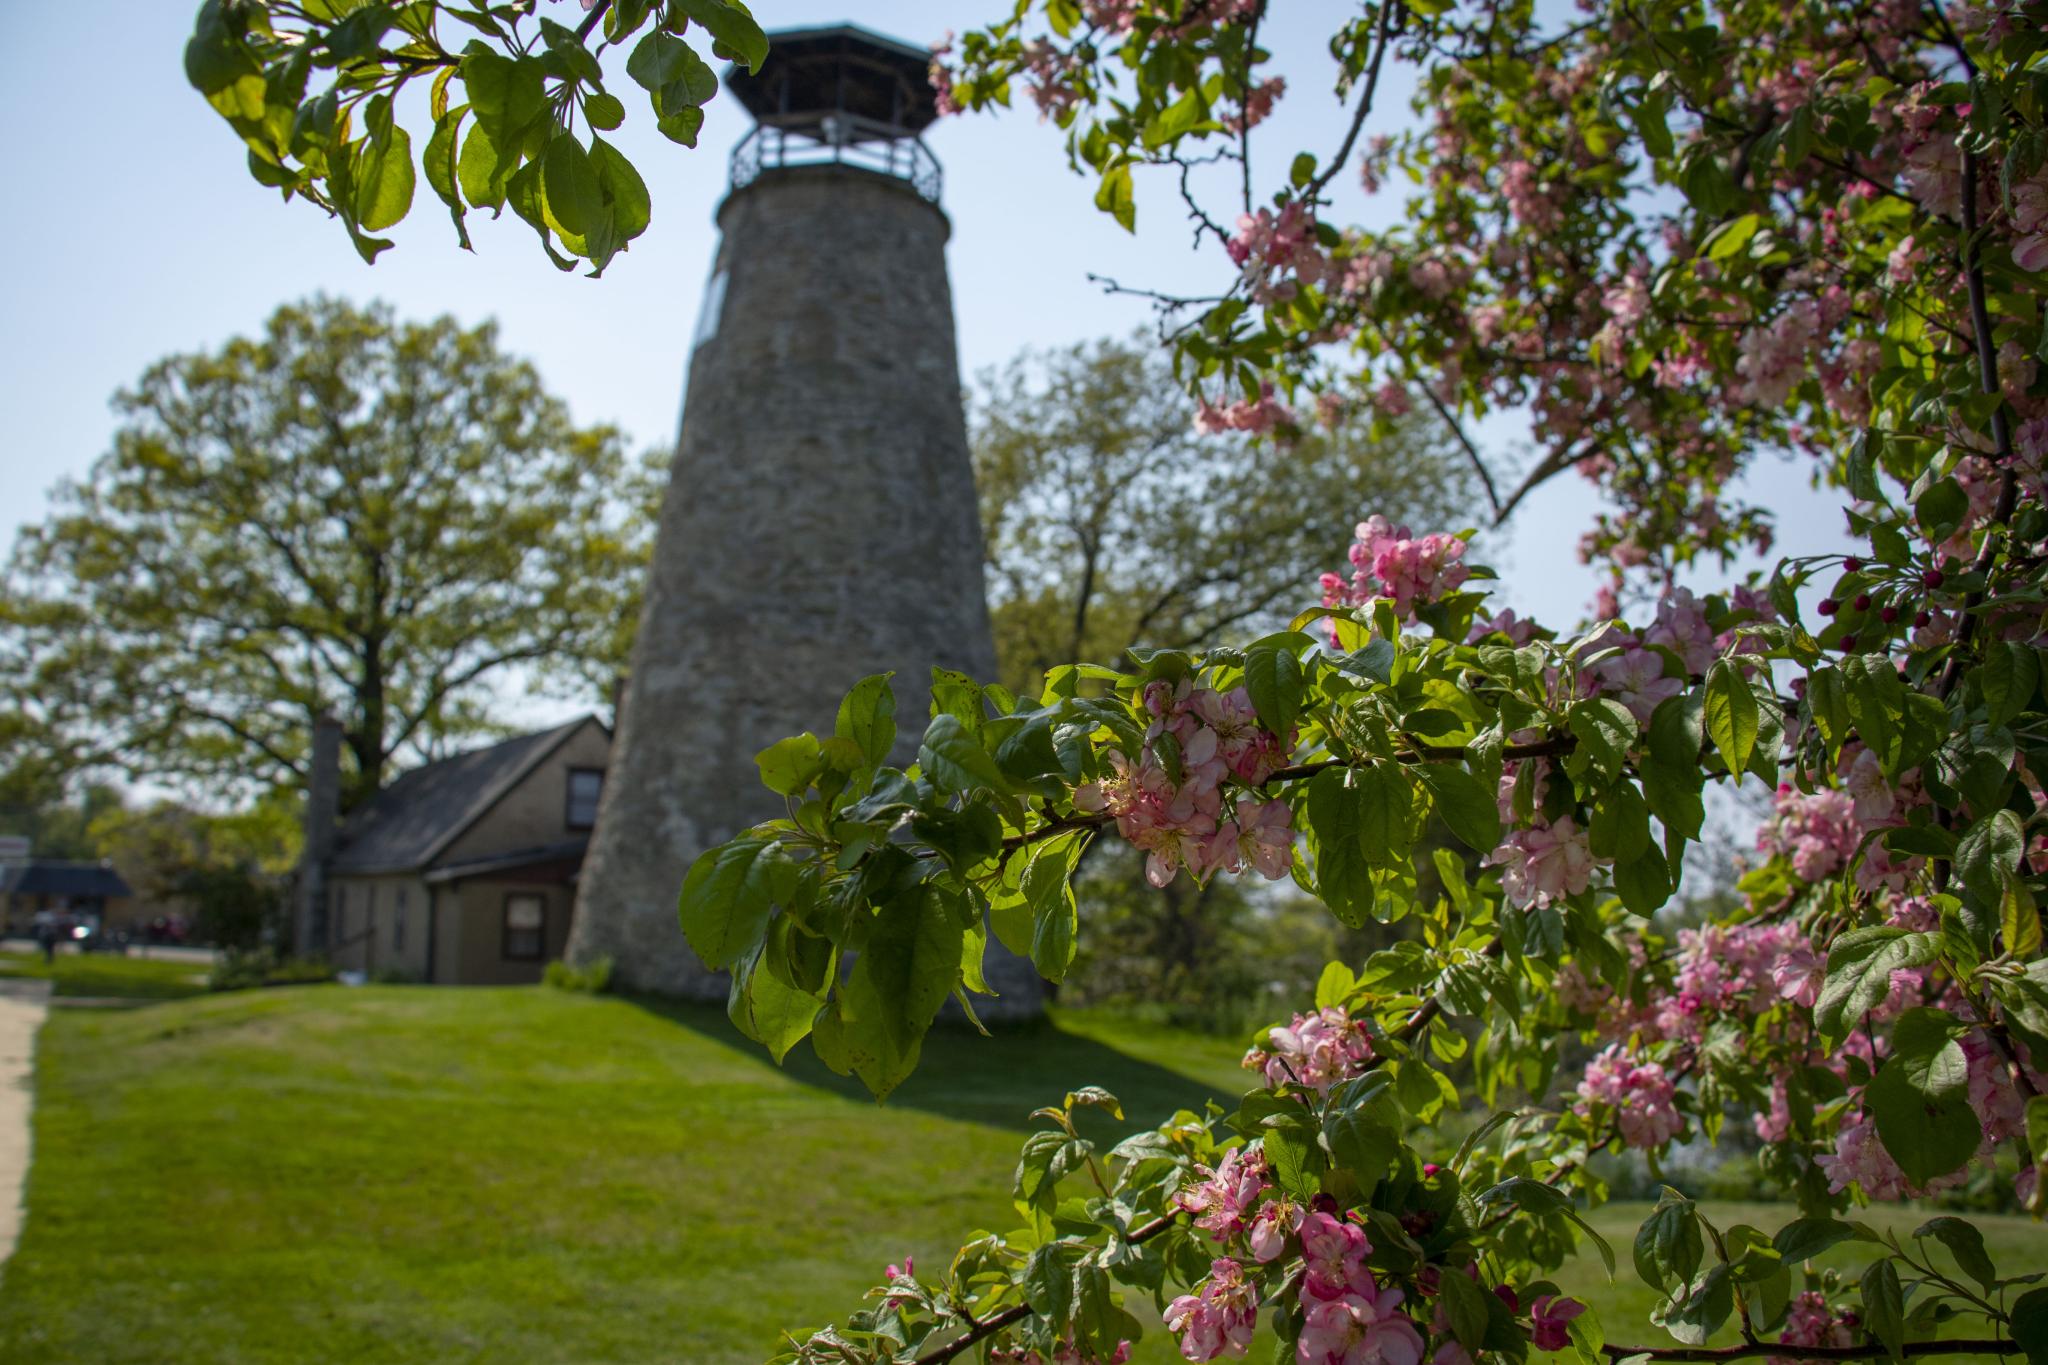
[622,992,1233,1136]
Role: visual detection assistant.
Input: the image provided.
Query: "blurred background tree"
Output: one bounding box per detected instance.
[0,297,656,813]
[971,333,1480,697]
[972,334,1483,1026]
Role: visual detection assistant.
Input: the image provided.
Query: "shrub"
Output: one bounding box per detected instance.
[543,956,612,994]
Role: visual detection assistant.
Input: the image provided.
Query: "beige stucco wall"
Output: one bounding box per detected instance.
[436,721,611,868]
[326,873,431,980]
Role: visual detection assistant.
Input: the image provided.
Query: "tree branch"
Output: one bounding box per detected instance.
[1303,0,1400,205]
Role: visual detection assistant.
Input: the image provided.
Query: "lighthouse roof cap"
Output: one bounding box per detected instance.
[725,23,940,134]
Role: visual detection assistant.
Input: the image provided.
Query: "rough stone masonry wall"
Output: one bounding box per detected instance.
[569,164,1044,1019]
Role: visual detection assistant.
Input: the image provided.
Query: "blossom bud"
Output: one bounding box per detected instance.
[1843,556,1863,572]
[1853,593,1871,611]
[1817,598,1839,616]
[1880,605,1899,623]
[1840,635,1857,651]
[1922,568,1945,588]
[1914,610,1931,627]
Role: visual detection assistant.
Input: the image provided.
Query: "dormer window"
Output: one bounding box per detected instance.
[566,768,604,830]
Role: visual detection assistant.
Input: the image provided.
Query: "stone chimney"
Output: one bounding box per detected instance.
[293,714,343,956]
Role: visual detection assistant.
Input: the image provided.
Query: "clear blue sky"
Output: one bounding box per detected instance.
[0,1,1850,728]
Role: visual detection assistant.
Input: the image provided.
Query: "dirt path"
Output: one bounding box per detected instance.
[0,977,50,1266]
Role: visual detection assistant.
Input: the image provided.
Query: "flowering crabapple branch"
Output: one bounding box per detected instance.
[907,937,1514,1365]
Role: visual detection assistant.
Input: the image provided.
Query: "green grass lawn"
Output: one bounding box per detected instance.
[0,947,211,1000]
[0,983,2040,1364]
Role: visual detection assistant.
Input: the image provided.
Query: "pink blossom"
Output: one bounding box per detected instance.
[1298,1210,1374,1302]
[1248,1198,1299,1263]
[1645,587,1716,675]
[1249,1006,1376,1094]
[1772,1292,1859,1365]
[1177,1146,1271,1243]
[1225,76,1285,134]
[1574,1044,1685,1148]
[1595,645,1682,724]
[1165,1258,1260,1362]
[1196,382,1296,435]
[1529,1296,1586,1351]
[1323,516,1471,622]
[1484,816,1594,909]
[1299,1273,1425,1365]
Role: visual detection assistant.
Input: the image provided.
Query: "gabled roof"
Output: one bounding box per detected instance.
[330,716,605,875]
[2,861,134,900]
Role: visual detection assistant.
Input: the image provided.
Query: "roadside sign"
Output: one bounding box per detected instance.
[0,836,29,861]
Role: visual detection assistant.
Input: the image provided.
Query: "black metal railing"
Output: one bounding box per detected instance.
[729,115,943,203]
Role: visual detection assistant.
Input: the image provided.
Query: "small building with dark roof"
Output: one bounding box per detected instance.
[308,715,610,985]
[2,860,136,933]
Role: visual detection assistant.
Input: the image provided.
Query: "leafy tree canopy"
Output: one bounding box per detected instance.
[2,297,652,811]
[974,334,1479,695]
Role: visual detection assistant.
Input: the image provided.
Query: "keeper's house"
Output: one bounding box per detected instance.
[297,715,610,985]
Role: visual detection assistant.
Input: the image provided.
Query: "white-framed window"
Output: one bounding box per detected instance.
[502,893,545,961]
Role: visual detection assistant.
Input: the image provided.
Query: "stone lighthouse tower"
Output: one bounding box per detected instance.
[568,25,1039,1016]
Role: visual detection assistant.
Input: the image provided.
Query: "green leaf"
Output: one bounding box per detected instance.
[1704,660,1759,776]
[1774,1217,1856,1263]
[1815,928,1939,1038]
[1589,783,1652,862]
[1025,839,1080,982]
[1143,85,1205,147]
[1416,764,1502,855]
[352,104,415,232]
[1654,1265,1733,1345]
[1956,809,2026,909]
[541,134,604,240]
[461,45,547,147]
[457,119,511,211]
[1354,762,1415,869]
[1095,163,1136,232]
[677,838,783,969]
[755,733,823,796]
[728,917,827,1063]
[1612,843,1672,916]
[2012,1287,2048,1365]
[827,882,963,1098]
[835,673,898,769]
[627,30,717,105]
[1979,642,2040,729]
[657,107,705,146]
[673,0,771,71]
[1911,1216,1997,1292]
[421,103,471,249]
[1438,1262,1493,1349]
[1633,1189,1703,1293]
[917,713,1009,795]
[1565,698,1637,780]
[1307,769,1375,927]
[1701,212,1760,259]
[585,91,626,130]
[588,135,651,242]
[1242,645,1306,741]
[1870,1008,1980,1186]
[1861,1259,1905,1363]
